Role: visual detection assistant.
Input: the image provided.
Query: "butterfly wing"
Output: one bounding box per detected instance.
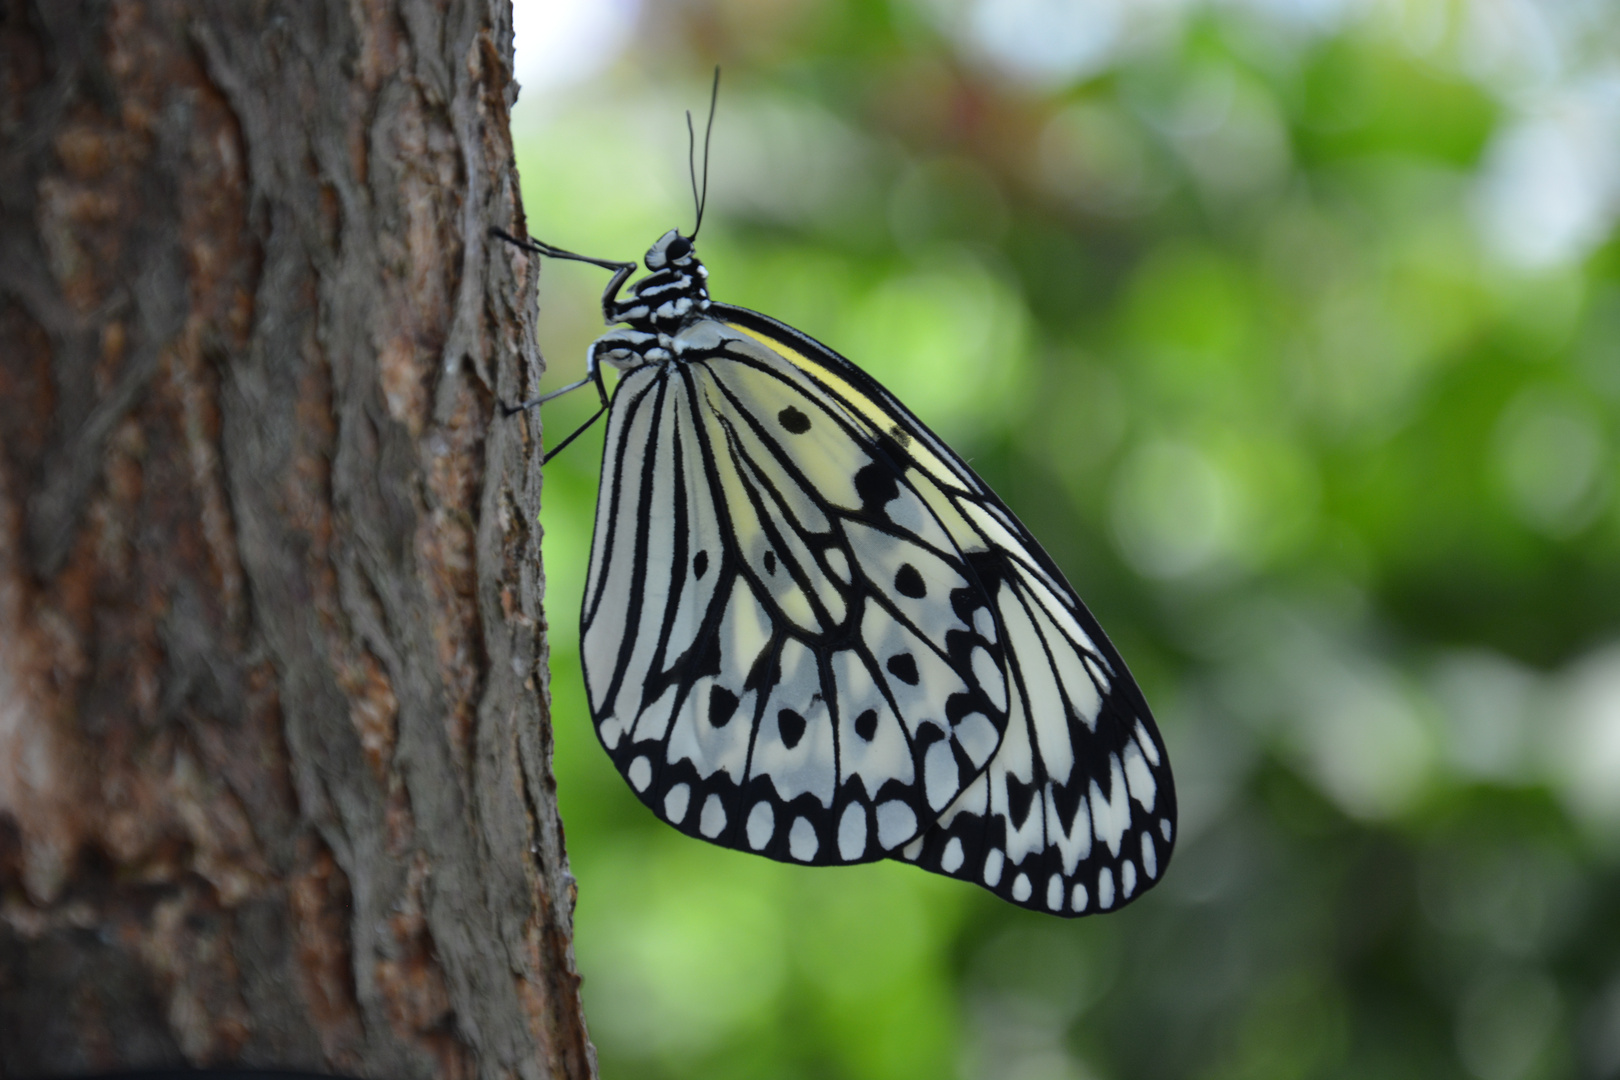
[581,316,1010,865]
[710,304,1177,916]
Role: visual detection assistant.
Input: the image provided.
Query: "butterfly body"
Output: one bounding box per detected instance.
[530,226,1175,916]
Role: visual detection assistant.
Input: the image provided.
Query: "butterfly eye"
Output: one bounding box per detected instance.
[666,237,693,261]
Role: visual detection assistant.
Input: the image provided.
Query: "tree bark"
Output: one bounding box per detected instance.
[0,2,591,1077]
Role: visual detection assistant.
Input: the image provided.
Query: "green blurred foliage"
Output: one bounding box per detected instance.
[513,1,1620,1076]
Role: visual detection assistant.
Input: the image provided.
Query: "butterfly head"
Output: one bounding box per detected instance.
[645,229,702,272]
[626,229,712,333]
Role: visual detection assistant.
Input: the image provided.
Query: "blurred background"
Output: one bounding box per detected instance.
[507,1,1620,1077]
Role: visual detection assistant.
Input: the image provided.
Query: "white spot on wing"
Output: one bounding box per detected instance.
[664,784,690,824]
[1047,631,1102,733]
[935,772,988,832]
[581,376,658,713]
[789,817,818,861]
[1160,817,1173,842]
[631,685,678,743]
[1123,740,1157,813]
[1083,656,1112,695]
[974,606,997,644]
[941,836,964,872]
[844,520,969,640]
[1000,584,1074,784]
[1142,833,1158,879]
[988,680,1045,867]
[1090,754,1130,858]
[837,803,867,860]
[751,640,836,807]
[960,501,1040,580]
[1122,859,1137,898]
[700,794,726,838]
[722,566,774,670]
[983,848,1005,887]
[1048,781,1093,875]
[1023,571,1101,661]
[953,712,998,769]
[1071,882,1088,913]
[1097,866,1115,909]
[876,800,917,849]
[592,375,689,730]
[883,478,954,550]
[924,740,957,811]
[747,801,775,850]
[666,677,754,782]
[1012,873,1032,902]
[831,650,915,792]
[628,757,651,792]
[971,646,1006,711]
[599,716,623,751]
[857,604,968,744]
[1135,721,1161,766]
[901,836,923,860]
[1046,874,1064,912]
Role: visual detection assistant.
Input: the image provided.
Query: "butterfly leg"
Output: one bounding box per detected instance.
[490,227,639,324]
[538,358,611,464]
[501,337,613,464]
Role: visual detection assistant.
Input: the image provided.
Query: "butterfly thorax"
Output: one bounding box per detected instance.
[594,229,717,371]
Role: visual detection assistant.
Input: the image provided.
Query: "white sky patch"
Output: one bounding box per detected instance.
[512,0,640,98]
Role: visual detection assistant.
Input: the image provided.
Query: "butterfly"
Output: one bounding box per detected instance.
[499,76,1174,917]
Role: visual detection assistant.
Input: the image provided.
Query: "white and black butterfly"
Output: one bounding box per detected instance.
[501,79,1173,917]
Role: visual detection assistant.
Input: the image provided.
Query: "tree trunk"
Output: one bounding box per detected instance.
[0,2,592,1077]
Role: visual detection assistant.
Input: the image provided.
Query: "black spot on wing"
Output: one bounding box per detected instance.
[854,709,878,741]
[709,686,739,728]
[854,463,899,512]
[1006,774,1036,830]
[778,406,812,434]
[894,563,926,599]
[886,652,919,686]
[777,708,807,749]
[693,550,709,579]
[763,550,777,575]
[1051,778,1085,834]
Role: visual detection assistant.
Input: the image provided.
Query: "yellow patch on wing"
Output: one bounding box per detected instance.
[728,322,960,489]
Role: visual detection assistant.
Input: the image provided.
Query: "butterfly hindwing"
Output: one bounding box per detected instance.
[707,304,1177,915]
[581,317,1011,865]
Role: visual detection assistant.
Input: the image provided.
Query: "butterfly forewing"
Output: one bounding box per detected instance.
[708,304,1177,915]
[581,318,1011,866]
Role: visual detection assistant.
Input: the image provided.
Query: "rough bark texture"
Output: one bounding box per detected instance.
[0,1,592,1077]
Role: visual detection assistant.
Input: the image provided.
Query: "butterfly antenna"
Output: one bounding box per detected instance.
[690,66,720,239]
